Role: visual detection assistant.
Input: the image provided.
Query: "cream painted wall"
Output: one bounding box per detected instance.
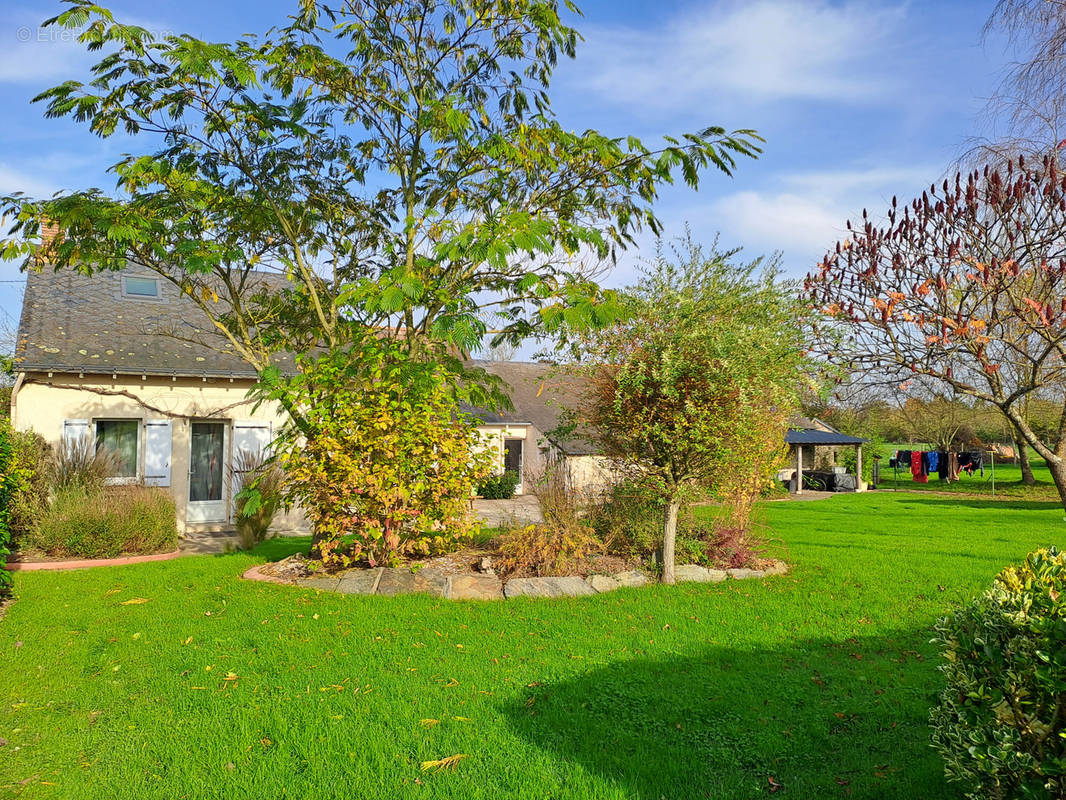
[562,454,615,494]
[475,423,549,494]
[11,371,608,529]
[12,371,306,532]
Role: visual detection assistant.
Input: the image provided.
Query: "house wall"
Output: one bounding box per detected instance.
[562,454,616,495]
[12,372,307,533]
[475,423,549,494]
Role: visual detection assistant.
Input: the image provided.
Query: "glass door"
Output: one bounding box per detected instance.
[188,422,227,523]
[503,438,524,493]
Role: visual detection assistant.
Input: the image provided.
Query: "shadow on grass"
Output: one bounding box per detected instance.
[503,629,957,800]
[206,536,312,561]
[893,497,1064,512]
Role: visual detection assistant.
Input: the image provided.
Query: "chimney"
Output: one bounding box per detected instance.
[37,217,63,264]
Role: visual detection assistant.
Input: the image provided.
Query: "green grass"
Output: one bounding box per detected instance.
[1,493,1064,799]
[877,444,1061,501]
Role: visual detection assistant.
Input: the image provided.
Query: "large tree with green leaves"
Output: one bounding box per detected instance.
[576,238,812,584]
[1,0,760,421]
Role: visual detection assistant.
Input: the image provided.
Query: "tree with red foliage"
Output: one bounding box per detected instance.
[806,154,1066,505]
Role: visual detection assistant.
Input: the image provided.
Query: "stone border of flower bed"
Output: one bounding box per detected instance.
[241,560,790,600]
[5,549,183,572]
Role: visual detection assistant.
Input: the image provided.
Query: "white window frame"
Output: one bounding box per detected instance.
[93,418,143,484]
[121,274,162,300]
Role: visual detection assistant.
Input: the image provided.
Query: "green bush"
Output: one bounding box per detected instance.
[591,480,664,557]
[51,436,120,492]
[0,421,16,596]
[930,547,1066,800]
[477,470,521,500]
[234,449,284,551]
[8,429,49,548]
[34,485,178,559]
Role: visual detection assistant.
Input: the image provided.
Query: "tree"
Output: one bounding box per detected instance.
[578,237,811,584]
[970,1,1066,162]
[0,0,761,424]
[0,0,759,557]
[263,337,494,565]
[805,155,1066,507]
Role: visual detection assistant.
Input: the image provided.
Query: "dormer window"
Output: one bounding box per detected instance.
[123,275,160,298]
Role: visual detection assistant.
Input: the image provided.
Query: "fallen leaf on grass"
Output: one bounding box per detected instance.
[420,719,439,728]
[119,598,150,605]
[421,754,467,773]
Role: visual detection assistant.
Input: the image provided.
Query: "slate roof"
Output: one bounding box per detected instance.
[785,428,868,446]
[14,266,293,378]
[466,360,597,456]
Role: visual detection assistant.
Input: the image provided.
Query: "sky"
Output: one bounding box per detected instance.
[0,0,1014,343]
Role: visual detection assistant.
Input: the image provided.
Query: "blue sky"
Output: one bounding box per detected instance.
[0,0,1011,339]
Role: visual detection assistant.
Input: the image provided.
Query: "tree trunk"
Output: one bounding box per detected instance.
[661,498,680,585]
[1012,428,1036,486]
[1046,458,1066,513]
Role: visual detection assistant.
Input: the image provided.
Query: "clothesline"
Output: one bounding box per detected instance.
[889,449,985,484]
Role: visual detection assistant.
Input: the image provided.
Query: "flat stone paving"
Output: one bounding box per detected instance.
[247,560,789,599]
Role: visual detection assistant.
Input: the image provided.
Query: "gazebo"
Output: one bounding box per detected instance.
[784,424,869,495]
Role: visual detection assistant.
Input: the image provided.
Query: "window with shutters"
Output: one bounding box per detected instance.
[95,419,140,480]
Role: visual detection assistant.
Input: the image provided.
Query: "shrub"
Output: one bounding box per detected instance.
[234,449,284,551]
[276,345,494,567]
[497,463,601,577]
[34,485,178,559]
[930,547,1066,800]
[591,480,664,558]
[495,521,601,577]
[477,470,520,500]
[8,429,49,548]
[0,422,17,596]
[51,436,120,492]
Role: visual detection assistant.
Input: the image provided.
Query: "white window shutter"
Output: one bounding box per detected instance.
[144,419,173,487]
[62,419,90,448]
[231,421,272,516]
[233,420,272,460]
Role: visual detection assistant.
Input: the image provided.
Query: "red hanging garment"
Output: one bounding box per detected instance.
[911,450,928,483]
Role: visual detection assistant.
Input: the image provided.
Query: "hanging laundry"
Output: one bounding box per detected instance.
[948,451,960,481]
[937,451,949,481]
[926,451,939,473]
[911,450,928,483]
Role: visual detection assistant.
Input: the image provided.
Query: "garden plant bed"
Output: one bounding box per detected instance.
[245,553,791,599]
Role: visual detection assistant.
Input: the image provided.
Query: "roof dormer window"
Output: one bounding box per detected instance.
[123,275,160,299]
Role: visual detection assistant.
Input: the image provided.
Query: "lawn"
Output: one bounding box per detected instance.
[1,493,1063,799]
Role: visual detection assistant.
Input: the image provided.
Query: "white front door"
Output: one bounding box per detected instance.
[188,421,228,523]
[503,438,524,494]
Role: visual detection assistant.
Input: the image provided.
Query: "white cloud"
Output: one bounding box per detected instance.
[573,0,907,109]
[0,7,175,85]
[0,164,62,199]
[698,164,939,273]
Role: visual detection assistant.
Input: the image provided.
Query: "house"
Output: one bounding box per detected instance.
[8,266,604,533]
[467,360,611,494]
